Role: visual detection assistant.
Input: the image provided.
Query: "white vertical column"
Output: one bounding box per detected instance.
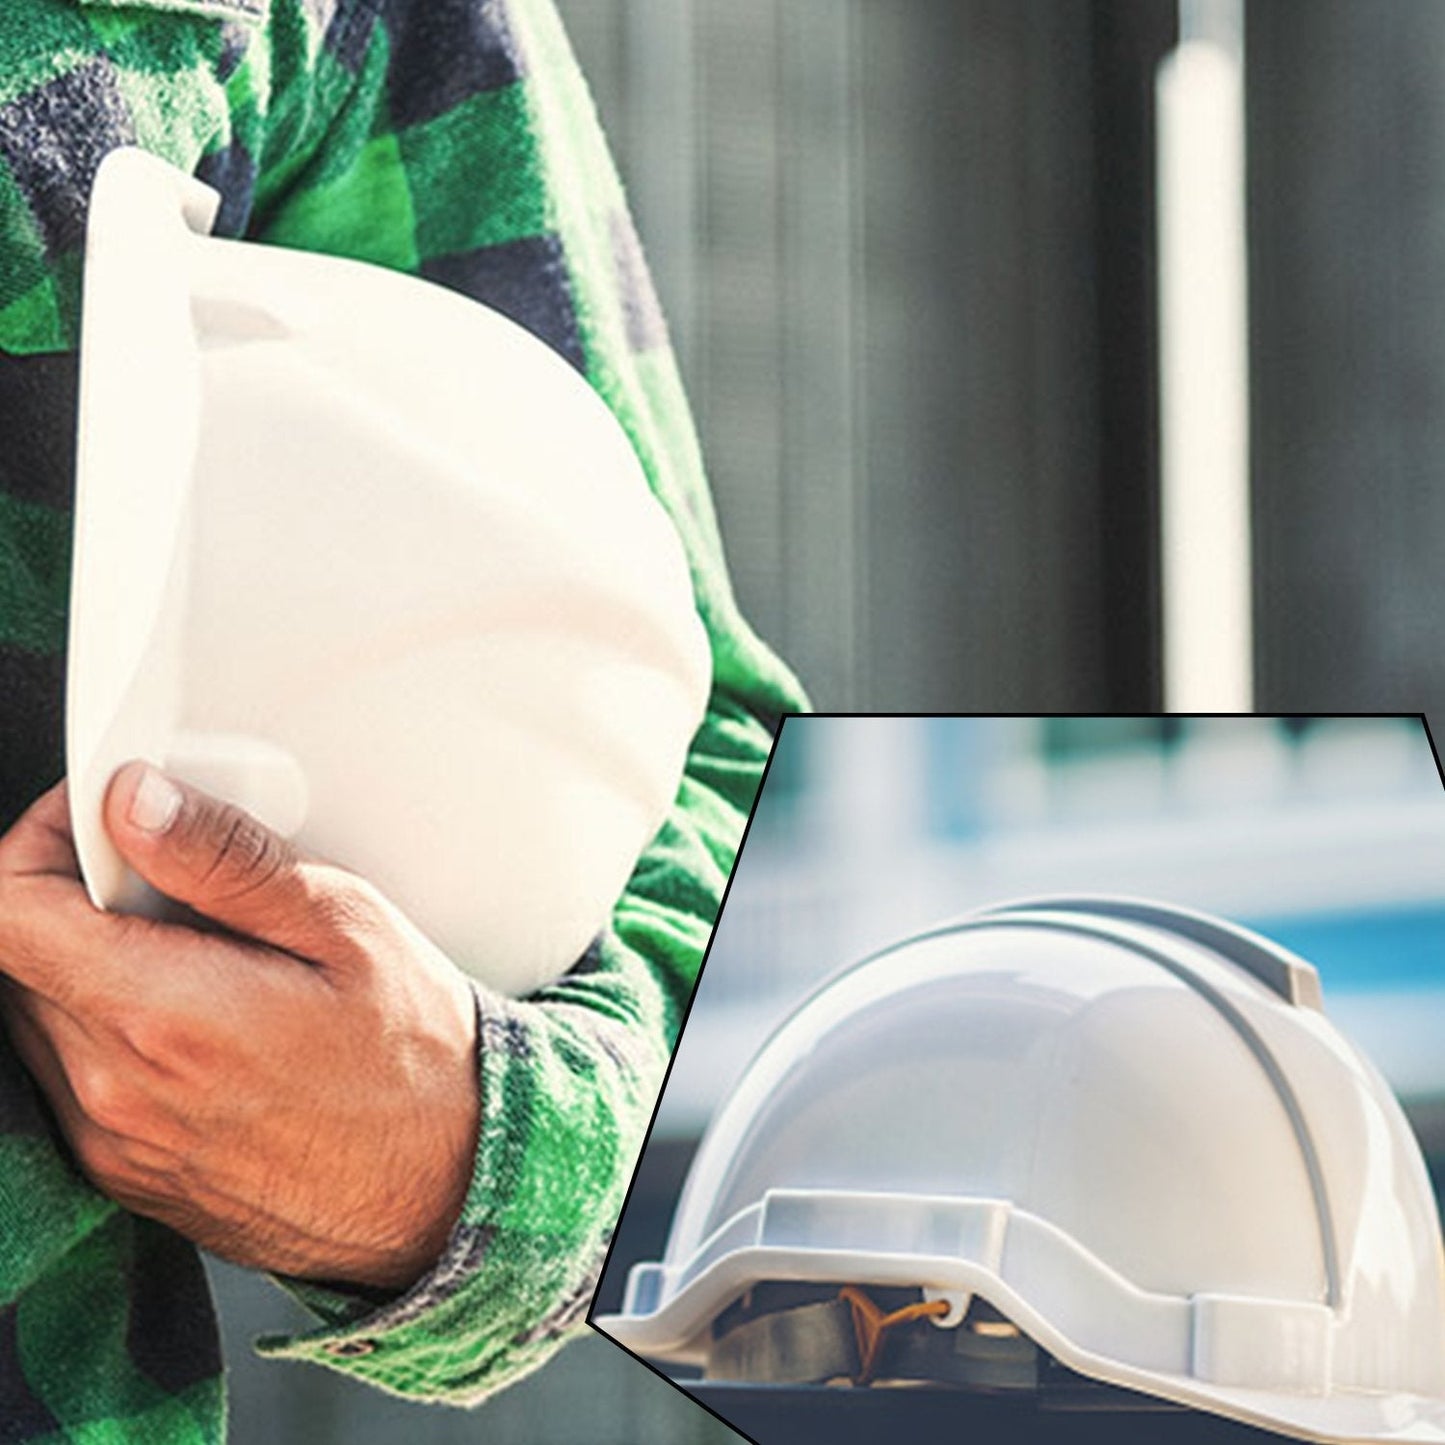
[1157,0,1253,711]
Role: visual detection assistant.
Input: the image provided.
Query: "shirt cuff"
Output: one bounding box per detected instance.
[256,1214,503,1398]
[253,969,646,1403]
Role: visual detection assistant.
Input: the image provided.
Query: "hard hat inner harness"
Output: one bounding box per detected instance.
[708,1282,1177,1404]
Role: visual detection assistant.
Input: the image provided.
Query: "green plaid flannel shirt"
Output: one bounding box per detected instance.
[0,0,804,1437]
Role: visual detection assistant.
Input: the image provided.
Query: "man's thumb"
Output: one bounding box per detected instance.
[104,761,333,961]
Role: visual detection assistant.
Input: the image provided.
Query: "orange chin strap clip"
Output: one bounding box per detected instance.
[838,1286,952,1385]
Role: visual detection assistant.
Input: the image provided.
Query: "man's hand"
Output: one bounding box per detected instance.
[0,765,480,1292]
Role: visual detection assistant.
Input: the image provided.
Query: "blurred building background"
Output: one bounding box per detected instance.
[597,715,1445,1317]
[209,0,1445,1437]
[567,0,1445,722]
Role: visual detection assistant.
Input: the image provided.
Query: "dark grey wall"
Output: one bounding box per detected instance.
[569,0,1174,711]
[857,2,1112,711]
[1250,1,1445,725]
[568,2,1445,718]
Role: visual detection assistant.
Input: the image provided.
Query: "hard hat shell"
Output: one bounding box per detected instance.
[599,899,1445,1444]
[68,147,711,997]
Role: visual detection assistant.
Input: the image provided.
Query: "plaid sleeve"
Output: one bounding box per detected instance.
[244,0,807,1402]
[0,5,312,1439]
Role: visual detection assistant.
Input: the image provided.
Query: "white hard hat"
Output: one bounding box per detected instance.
[599,898,1445,1443]
[67,147,711,997]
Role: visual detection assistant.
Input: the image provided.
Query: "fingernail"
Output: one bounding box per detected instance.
[129,766,182,834]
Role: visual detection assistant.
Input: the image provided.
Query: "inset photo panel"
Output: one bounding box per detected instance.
[591,714,1445,1445]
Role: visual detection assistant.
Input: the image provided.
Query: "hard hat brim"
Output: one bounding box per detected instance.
[598,1205,1445,1444]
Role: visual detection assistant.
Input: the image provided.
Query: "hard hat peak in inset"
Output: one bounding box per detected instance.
[599,898,1445,1444]
[68,147,712,997]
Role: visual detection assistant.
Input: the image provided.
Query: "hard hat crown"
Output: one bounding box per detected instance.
[68,148,712,995]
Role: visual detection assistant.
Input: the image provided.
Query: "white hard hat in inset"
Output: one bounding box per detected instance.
[599,898,1445,1443]
[67,147,711,997]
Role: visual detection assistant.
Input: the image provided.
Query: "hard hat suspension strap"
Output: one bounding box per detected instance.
[707,1284,1041,1391]
[839,1286,951,1384]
